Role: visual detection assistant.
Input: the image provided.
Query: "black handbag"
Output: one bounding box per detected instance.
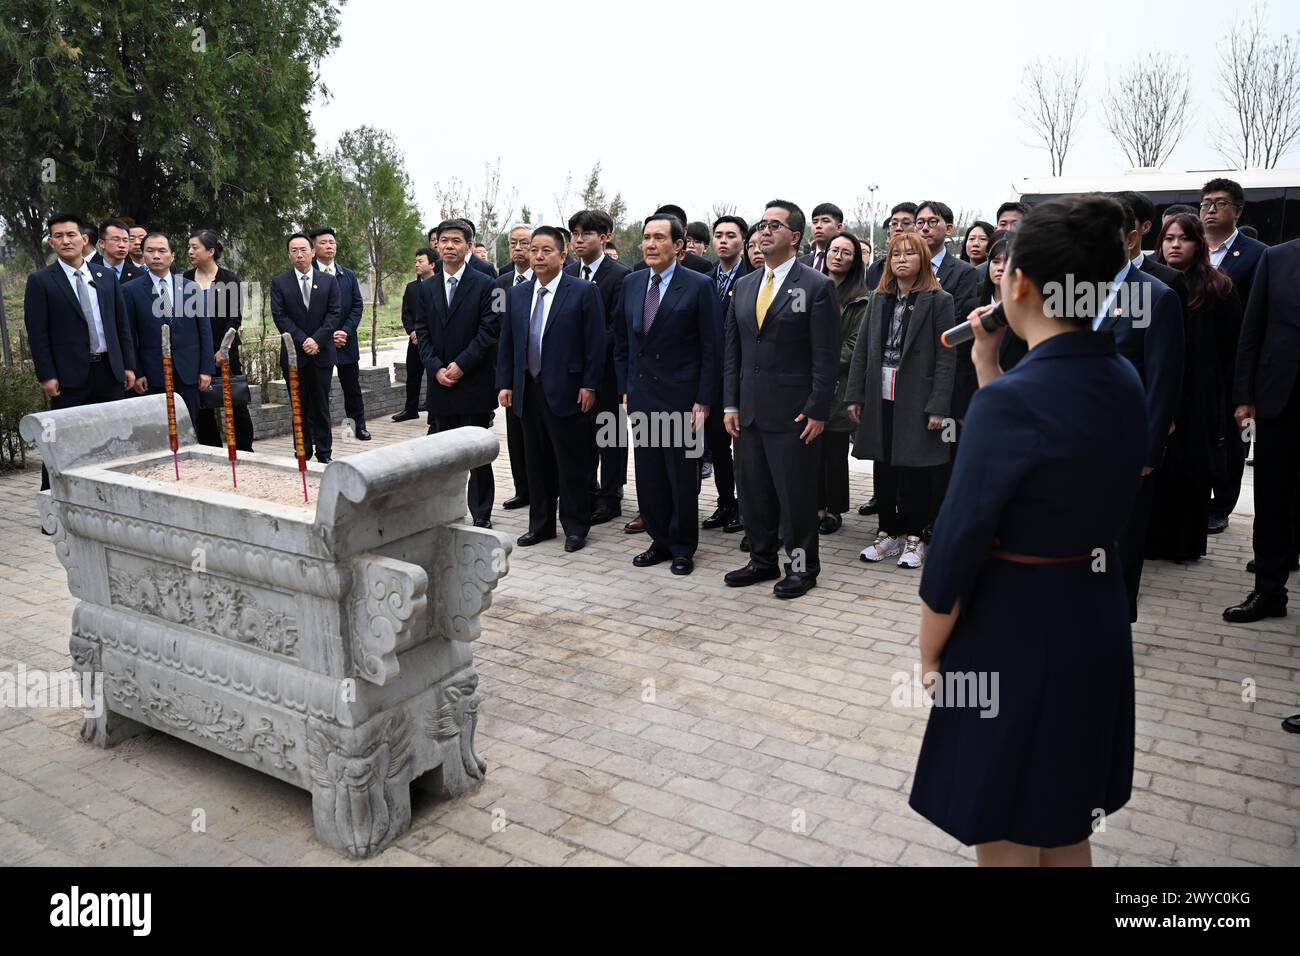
[199,375,252,409]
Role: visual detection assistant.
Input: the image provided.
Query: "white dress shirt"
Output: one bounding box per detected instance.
[1208,229,1239,268]
[443,260,468,306]
[511,267,534,285]
[579,255,605,281]
[59,258,107,353]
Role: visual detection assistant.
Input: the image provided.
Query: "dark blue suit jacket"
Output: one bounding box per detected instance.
[495,273,605,419]
[1219,232,1267,310]
[414,264,499,415]
[614,266,721,413]
[1100,263,1185,468]
[314,260,363,364]
[271,269,341,369]
[1233,238,1300,419]
[122,273,215,387]
[23,260,137,388]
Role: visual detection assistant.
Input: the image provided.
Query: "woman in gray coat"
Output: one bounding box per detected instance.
[846,231,956,569]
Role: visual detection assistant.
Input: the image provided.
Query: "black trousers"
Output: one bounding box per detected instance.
[1210,409,1248,521]
[336,361,366,431]
[521,377,596,539]
[875,403,937,538]
[429,412,494,523]
[196,341,254,451]
[702,409,737,510]
[1119,471,1157,623]
[1252,382,1300,601]
[506,406,528,499]
[286,360,334,461]
[40,360,124,490]
[634,430,701,558]
[735,422,823,577]
[817,429,852,515]
[590,385,626,510]
[402,340,425,415]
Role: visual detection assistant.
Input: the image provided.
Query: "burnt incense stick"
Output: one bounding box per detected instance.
[281,332,309,502]
[218,328,238,489]
[161,324,179,480]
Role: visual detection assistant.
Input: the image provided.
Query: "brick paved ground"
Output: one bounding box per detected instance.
[0,414,1296,866]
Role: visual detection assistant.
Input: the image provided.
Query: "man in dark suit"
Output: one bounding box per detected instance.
[429,224,497,278]
[127,224,148,271]
[1099,205,1185,622]
[702,215,750,533]
[123,231,214,430]
[416,220,501,528]
[494,225,535,509]
[1225,238,1300,624]
[615,214,721,575]
[632,205,715,274]
[566,208,631,524]
[723,200,839,599]
[89,218,147,284]
[797,202,844,274]
[917,201,981,415]
[272,233,341,463]
[392,247,437,422]
[1201,177,1269,534]
[310,227,369,441]
[24,212,138,492]
[496,225,605,552]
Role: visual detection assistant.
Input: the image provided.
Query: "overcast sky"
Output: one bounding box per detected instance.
[309,0,1300,230]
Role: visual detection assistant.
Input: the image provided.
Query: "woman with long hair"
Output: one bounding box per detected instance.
[818,231,868,534]
[960,220,995,266]
[184,229,255,451]
[1146,213,1242,561]
[910,194,1146,866]
[845,231,955,569]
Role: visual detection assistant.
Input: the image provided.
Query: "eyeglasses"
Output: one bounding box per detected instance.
[914,217,943,229]
[1199,199,1240,211]
[887,219,914,229]
[752,220,789,233]
[890,250,920,260]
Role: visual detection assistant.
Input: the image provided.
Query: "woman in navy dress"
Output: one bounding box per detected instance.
[909,195,1147,866]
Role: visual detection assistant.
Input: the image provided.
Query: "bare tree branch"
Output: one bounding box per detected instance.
[1016,58,1088,175]
[1213,4,1300,168]
[1103,55,1191,168]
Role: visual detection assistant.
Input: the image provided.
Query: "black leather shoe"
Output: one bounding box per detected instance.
[316,454,332,464]
[1283,714,1300,734]
[723,516,744,533]
[355,428,373,441]
[774,573,817,599]
[418,403,428,412]
[703,506,737,530]
[633,548,671,568]
[1207,515,1229,535]
[391,410,419,422]
[502,495,529,510]
[1246,556,1300,573]
[623,514,645,534]
[818,514,842,534]
[740,535,750,552]
[517,530,555,547]
[591,506,622,525]
[1223,591,1287,623]
[671,556,694,575]
[724,562,781,587]
[473,518,492,529]
[858,496,878,516]
[564,535,586,553]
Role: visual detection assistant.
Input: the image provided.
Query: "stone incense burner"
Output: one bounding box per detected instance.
[22,395,510,857]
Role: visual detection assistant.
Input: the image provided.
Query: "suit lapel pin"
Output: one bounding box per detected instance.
[1113,306,1123,316]
[1232,250,1241,257]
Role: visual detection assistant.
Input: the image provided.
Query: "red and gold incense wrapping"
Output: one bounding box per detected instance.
[219,328,238,489]
[282,332,309,502]
[161,324,179,480]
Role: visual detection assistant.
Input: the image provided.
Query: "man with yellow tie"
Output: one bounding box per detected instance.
[722,199,840,599]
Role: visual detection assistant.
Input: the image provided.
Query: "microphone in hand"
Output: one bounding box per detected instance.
[941,302,1006,349]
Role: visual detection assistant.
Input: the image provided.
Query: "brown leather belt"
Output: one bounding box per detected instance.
[989,549,1093,565]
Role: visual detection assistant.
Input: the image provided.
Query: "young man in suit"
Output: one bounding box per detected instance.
[798,203,844,274]
[566,208,632,525]
[723,200,839,599]
[685,222,711,258]
[311,227,369,440]
[90,218,147,284]
[24,212,138,492]
[416,220,501,528]
[496,226,605,553]
[272,233,341,463]
[127,224,148,270]
[1202,177,1269,534]
[493,225,535,509]
[123,231,214,430]
[1225,238,1300,625]
[393,247,437,422]
[994,202,1028,233]
[865,202,918,291]
[614,214,721,575]
[703,215,750,533]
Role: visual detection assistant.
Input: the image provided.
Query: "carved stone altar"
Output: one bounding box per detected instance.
[21,395,510,857]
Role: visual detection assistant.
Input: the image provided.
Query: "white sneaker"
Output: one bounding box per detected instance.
[860,533,902,563]
[897,536,924,569]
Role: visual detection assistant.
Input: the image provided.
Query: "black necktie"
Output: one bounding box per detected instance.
[515,273,527,285]
[582,265,592,281]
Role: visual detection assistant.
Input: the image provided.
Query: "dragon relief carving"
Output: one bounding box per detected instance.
[432,526,509,643]
[108,564,299,657]
[425,669,486,797]
[106,663,297,771]
[38,494,81,597]
[307,712,412,858]
[348,556,427,686]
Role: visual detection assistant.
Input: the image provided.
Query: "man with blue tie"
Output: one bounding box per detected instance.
[25,212,138,493]
[703,215,749,534]
[310,227,370,441]
[123,231,214,431]
[496,226,605,552]
[615,214,721,575]
[89,218,147,284]
[272,233,341,463]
